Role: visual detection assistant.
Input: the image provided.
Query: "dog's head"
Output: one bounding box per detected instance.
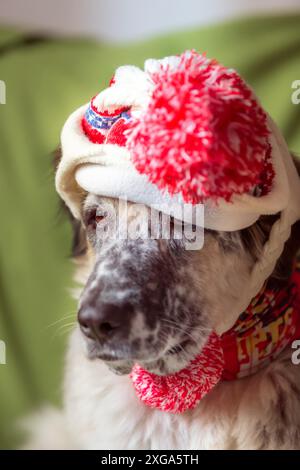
[73,199,300,376]
[54,151,300,377]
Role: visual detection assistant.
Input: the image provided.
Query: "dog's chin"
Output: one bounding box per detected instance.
[138,341,202,376]
[86,338,203,376]
[106,360,134,375]
[85,342,134,375]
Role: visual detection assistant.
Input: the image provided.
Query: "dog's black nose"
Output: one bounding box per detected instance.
[78,302,132,342]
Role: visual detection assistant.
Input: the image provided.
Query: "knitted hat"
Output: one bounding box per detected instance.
[56,50,300,330]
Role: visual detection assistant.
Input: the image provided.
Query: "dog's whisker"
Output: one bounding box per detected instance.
[161,317,211,332]
[49,322,77,342]
[43,312,77,331]
[161,319,210,344]
[157,330,194,364]
[162,321,212,337]
[56,325,77,338]
[162,318,211,332]
[55,321,77,332]
[164,337,193,363]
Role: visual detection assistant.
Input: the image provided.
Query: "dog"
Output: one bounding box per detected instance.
[23,150,300,450]
[25,51,300,449]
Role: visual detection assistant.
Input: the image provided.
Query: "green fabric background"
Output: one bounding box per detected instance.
[0,15,299,448]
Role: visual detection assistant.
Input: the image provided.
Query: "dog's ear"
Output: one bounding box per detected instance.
[52,146,88,258]
[268,153,300,284]
[271,219,300,284]
[240,153,300,286]
[243,213,300,287]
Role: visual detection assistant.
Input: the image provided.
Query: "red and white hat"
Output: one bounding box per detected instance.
[56,51,300,325]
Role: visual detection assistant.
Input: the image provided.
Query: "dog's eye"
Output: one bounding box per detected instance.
[85,209,108,230]
[95,213,107,224]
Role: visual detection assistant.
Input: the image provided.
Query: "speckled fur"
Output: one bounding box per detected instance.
[77,195,256,376]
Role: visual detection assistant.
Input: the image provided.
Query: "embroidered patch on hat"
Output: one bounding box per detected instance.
[82,97,131,144]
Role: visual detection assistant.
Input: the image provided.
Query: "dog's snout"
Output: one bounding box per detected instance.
[78,302,132,342]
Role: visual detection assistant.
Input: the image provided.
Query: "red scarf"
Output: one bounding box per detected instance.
[131,259,300,413]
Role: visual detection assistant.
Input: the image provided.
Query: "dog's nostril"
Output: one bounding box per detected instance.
[79,322,91,334]
[99,321,117,336]
[78,317,95,340]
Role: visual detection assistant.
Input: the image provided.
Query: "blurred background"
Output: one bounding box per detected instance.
[0,0,300,449]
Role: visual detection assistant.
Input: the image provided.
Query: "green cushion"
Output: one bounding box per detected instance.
[0,14,300,448]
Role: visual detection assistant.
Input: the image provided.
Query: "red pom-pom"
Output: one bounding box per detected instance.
[127,51,272,203]
[130,332,224,414]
